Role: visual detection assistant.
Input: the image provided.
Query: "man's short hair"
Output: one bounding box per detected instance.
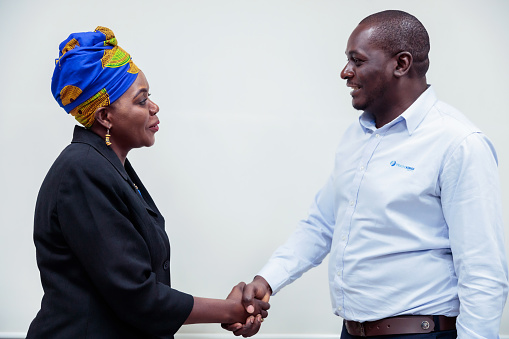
[360,10,430,77]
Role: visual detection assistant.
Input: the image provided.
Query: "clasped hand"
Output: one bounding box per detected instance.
[223,276,272,337]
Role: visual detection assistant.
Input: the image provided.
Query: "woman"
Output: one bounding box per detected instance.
[27,26,268,339]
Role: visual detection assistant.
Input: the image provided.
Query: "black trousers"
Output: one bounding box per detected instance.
[340,323,457,339]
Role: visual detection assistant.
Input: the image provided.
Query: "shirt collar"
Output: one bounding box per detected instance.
[358,85,438,135]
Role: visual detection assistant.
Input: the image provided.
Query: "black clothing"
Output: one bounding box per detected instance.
[27,126,193,339]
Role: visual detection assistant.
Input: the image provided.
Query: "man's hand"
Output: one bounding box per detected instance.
[222,276,272,337]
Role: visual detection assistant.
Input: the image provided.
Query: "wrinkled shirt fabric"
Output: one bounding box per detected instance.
[259,86,508,339]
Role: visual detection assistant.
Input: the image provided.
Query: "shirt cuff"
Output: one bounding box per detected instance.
[257,261,291,295]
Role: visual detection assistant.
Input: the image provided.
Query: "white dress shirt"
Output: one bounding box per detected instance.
[258,86,508,338]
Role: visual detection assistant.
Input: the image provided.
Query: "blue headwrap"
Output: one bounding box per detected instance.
[51,26,139,128]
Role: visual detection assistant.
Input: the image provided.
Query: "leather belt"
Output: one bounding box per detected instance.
[344,315,457,337]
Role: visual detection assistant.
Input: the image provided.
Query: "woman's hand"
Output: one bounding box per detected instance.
[183,281,268,326]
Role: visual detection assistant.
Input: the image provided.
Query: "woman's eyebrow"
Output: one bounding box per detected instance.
[132,88,148,99]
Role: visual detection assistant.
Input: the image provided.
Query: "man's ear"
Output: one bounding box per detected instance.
[94,106,112,129]
[394,51,412,78]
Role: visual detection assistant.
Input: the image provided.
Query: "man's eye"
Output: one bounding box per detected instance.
[352,58,363,66]
[347,57,361,64]
[140,98,148,105]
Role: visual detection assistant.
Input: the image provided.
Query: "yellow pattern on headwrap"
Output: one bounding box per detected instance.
[62,38,80,55]
[95,26,115,41]
[96,26,123,68]
[105,37,118,46]
[60,85,83,106]
[55,38,80,65]
[102,46,131,68]
[94,26,138,71]
[69,88,110,128]
[128,59,139,74]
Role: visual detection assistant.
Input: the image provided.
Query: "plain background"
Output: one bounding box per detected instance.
[1,0,508,336]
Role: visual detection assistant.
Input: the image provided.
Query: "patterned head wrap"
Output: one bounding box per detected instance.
[51,26,139,128]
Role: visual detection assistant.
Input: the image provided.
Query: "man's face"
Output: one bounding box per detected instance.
[340,24,395,114]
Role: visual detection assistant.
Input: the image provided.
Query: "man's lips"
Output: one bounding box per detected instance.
[347,83,361,95]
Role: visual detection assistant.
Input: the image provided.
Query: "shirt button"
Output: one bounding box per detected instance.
[337,271,341,277]
[337,306,342,312]
[341,235,346,241]
[359,166,364,171]
[375,134,380,138]
[349,200,354,206]
[163,260,170,270]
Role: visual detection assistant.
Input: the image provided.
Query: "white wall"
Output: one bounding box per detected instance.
[1,0,508,336]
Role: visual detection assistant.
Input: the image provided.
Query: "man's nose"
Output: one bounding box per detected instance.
[340,64,353,79]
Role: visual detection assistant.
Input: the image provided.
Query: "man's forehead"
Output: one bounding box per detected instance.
[351,23,377,42]
[345,24,377,54]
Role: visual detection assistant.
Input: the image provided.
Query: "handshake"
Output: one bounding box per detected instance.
[222,276,272,337]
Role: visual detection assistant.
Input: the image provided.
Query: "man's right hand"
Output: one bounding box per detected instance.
[242,276,272,314]
[221,275,272,337]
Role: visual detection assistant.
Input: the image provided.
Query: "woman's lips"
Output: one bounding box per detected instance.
[149,121,160,132]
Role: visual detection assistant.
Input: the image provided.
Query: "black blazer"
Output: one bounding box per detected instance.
[27,126,194,339]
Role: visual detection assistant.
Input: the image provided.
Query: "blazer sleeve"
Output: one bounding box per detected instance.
[56,149,193,336]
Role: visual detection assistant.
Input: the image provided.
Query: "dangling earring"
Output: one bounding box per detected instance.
[105,128,112,146]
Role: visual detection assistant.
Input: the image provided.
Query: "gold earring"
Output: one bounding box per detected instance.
[105,128,112,146]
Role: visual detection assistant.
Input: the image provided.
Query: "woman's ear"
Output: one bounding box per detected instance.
[94,106,112,130]
[394,51,412,78]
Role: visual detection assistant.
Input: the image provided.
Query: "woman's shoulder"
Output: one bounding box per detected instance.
[59,142,112,171]
[42,128,130,197]
[57,126,121,171]
[45,142,122,191]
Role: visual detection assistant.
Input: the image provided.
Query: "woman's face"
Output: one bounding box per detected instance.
[107,70,160,157]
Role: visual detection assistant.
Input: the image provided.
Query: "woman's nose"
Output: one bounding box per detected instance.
[149,99,159,115]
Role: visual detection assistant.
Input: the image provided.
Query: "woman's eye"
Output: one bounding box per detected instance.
[138,93,151,105]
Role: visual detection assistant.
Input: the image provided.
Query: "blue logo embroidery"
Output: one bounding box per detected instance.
[390,160,415,171]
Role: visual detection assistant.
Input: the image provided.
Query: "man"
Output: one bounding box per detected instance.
[223,10,508,338]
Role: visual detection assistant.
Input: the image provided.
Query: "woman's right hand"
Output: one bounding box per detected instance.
[184,281,269,326]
